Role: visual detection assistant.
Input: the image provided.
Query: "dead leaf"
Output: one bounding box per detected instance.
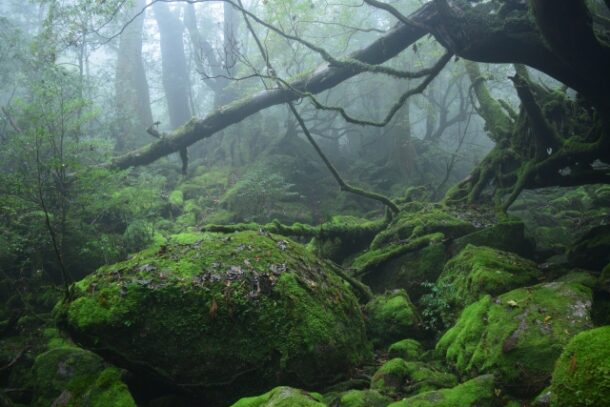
[506,299,518,307]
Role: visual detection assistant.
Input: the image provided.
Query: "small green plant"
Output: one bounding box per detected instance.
[419,281,453,332]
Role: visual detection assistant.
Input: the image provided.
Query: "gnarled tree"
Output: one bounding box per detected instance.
[107,0,610,210]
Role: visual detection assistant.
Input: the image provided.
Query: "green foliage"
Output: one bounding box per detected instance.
[419,281,453,332]
[221,164,303,222]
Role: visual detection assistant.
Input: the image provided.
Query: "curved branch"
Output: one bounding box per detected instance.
[107,2,437,169]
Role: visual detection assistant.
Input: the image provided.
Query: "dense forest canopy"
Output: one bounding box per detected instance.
[1,1,610,407]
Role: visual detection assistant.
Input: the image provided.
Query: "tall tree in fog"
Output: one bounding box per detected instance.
[114,0,153,151]
[154,2,191,174]
[184,2,241,107]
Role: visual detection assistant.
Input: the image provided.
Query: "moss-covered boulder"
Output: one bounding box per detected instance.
[371,358,457,397]
[32,345,135,407]
[58,231,369,406]
[230,386,325,407]
[436,282,593,397]
[370,204,475,249]
[550,326,610,407]
[556,270,597,289]
[450,221,534,258]
[360,241,448,301]
[387,374,497,407]
[370,358,410,397]
[567,225,610,270]
[387,339,424,361]
[328,389,390,407]
[436,245,541,313]
[365,290,421,347]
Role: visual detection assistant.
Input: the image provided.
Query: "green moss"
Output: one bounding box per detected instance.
[436,282,593,397]
[331,389,390,407]
[451,221,533,257]
[306,216,382,263]
[365,290,421,347]
[31,345,135,407]
[533,387,552,406]
[59,231,369,406]
[436,245,541,319]
[370,204,475,249]
[556,271,597,289]
[371,358,410,397]
[371,358,457,397]
[550,326,610,407]
[230,387,325,407]
[388,339,424,361]
[361,241,447,301]
[85,368,136,407]
[387,374,497,407]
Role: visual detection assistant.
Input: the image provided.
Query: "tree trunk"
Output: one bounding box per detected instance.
[114,0,153,151]
[154,2,192,173]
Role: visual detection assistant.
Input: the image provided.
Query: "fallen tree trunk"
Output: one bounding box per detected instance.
[107,3,437,170]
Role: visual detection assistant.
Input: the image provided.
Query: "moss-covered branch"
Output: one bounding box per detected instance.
[107,4,438,170]
[202,218,387,240]
[464,61,512,142]
[352,232,445,277]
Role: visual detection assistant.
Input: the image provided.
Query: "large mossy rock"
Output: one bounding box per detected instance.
[58,231,369,406]
[230,386,325,407]
[436,245,541,313]
[364,290,421,347]
[567,225,610,270]
[387,339,424,361]
[328,389,391,407]
[450,221,534,258]
[550,326,610,407]
[371,358,457,397]
[386,374,497,407]
[360,241,447,301]
[32,345,135,407]
[436,282,593,397]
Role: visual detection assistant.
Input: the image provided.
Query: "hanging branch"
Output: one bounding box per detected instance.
[237,0,400,215]
[289,103,400,214]
[107,2,439,170]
